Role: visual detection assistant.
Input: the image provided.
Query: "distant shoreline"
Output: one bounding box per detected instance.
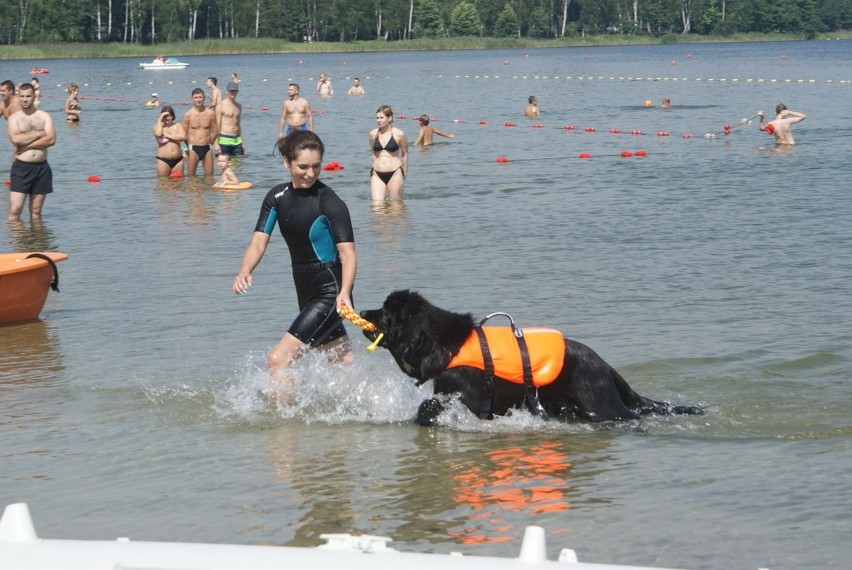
[3,32,850,61]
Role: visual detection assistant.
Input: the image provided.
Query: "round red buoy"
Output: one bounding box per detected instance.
[495,156,509,163]
[169,171,183,178]
[533,123,544,129]
[503,60,509,65]
[682,133,693,138]
[563,125,575,130]
[87,175,101,183]
[657,131,669,136]
[584,126,596,132]
[620,151,633,157]
[4,179,11,186]
[504,122,515,127]
[260,106,269,111]
[397,115,406,119]
[671,60,677,65]
[609,128,621,134]
[724,124,731,130]
[631,130,643,136]
[634,150,647,157]
[479,120,487,125]
[578,153,592,159]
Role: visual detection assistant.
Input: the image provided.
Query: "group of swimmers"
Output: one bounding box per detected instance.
[152,75,247,186]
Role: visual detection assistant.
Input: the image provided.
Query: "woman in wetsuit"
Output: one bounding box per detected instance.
[64,84,81,122]
[369,105,408,201]
[153,106,186,176]
[232,131,357,402]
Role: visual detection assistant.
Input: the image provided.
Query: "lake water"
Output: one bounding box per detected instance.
[2,40,851,569]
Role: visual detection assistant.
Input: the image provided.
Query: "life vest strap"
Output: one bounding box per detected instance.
[473,312,550,420]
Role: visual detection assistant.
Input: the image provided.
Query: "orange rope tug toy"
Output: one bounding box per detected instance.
[338,305,384,352]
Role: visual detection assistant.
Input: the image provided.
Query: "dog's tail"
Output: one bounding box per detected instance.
[613,372,704,416]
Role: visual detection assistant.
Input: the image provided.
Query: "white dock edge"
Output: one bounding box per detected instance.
[1,502,693,570]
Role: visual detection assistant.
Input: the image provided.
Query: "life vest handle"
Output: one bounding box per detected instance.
[479,312,523,338]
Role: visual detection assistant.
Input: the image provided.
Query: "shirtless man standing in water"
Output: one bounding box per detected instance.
[1,80,22,120]
[758,104,806,145]
[6,83,56,220]
[215,82,245,156]
[182,88,218,175]
[278,83,313,137]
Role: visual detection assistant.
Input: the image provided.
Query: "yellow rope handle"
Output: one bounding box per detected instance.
[338,304,378,332]
[338,305,384,352]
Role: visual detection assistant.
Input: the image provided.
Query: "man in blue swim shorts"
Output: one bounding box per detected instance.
[6,83,56,220]
[278,83,313,138]
[215,82,245,156]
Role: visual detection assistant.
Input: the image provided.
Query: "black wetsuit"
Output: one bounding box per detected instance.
[254,180,355,347]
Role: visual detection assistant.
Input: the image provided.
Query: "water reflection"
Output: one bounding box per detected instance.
[367,200,408,281]
[0,319,64,385]
[264,425,614,548]
[153,175,240,224]
[6,218,59,252]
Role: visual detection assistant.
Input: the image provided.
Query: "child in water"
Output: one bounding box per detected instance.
[213,154,240,187]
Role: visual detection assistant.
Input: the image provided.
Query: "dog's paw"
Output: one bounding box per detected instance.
[415,398,444,426]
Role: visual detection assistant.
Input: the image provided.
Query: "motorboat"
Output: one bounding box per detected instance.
[0,252,68,325]
[0,502,687,570]
[139,57,190,70]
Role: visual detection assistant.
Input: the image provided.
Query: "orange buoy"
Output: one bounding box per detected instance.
[578,153,592,159]
[620,151,633,157]
[495,156,509,163]
[634,150,647,157]
[169,171,183,179]
[87,175,101,183]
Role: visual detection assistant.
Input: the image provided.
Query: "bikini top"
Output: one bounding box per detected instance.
[157,135,169,145]
[372,132,399,153]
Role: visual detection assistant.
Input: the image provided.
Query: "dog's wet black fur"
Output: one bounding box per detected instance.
[361,290,703,426]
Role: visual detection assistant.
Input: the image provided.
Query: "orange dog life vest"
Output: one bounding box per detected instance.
[446,326,566,387]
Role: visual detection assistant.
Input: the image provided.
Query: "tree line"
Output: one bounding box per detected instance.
[1,0,849,45]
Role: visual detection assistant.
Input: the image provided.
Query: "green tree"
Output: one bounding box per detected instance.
[450,1,481,35]
[493,3,519,36]
[413,0,445,37]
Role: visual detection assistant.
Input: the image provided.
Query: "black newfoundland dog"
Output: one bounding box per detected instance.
[360,290,703,426]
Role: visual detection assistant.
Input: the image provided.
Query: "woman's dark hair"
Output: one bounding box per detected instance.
[161,105,176,119]
[276,130,325,161]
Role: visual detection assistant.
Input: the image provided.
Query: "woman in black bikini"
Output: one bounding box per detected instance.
[64,84,81,122]
[369,105,408,201]
[153,105,186,176]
